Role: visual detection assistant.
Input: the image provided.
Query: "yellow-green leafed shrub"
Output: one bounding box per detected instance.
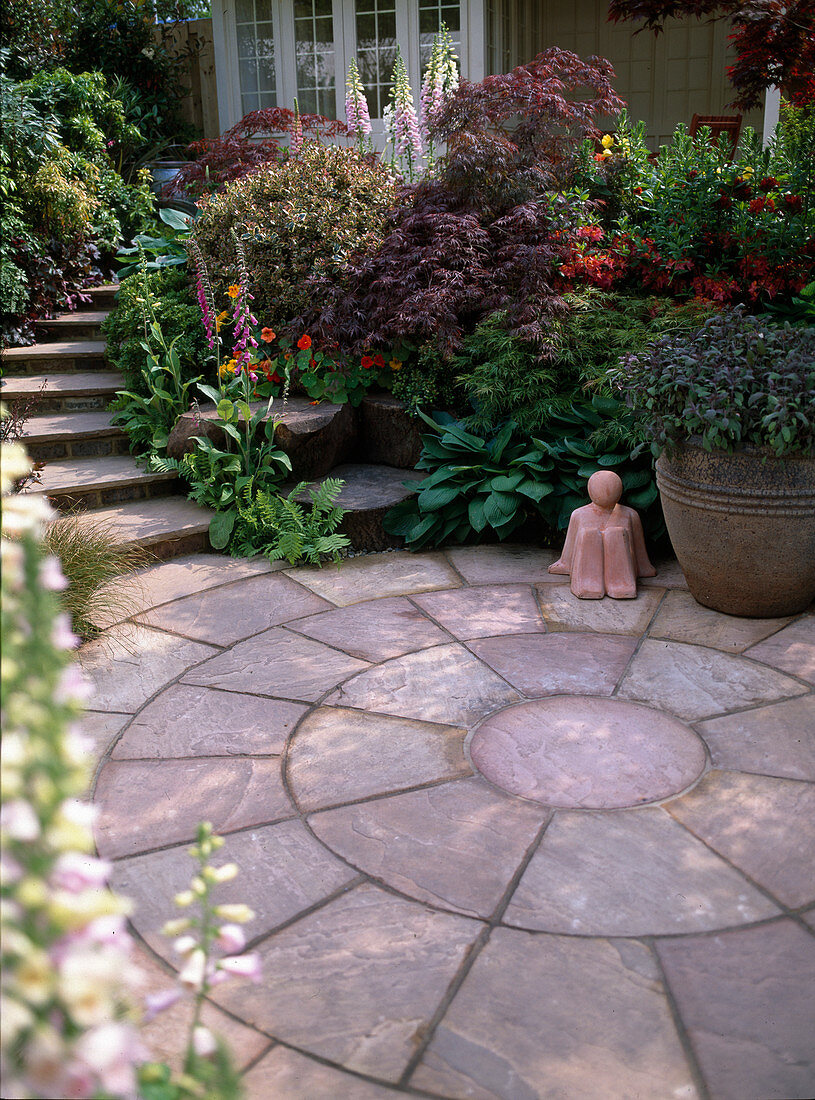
[191,140,398,327]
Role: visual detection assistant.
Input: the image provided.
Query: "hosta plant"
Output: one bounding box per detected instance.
[614,309,815,458]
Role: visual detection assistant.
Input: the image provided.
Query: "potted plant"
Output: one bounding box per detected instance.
[614,309,815,617]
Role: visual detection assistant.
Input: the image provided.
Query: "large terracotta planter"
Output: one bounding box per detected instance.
[656,443,815,617]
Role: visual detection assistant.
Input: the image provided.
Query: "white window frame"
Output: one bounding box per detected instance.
[214,0,486,133]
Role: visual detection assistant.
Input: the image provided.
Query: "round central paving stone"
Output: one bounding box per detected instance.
[470,696,707,809]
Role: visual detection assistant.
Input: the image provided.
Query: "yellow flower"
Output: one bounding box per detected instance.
[389,359,402,371]
[215,309,229,331]
[742,166,754,179]
[14,948,53,1005]
[601,134,613,149]
[226,285,241,299]
[213,903,255,923]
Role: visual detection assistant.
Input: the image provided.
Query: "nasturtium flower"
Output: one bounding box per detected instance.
[389,359,402,371]
[360,355,374,369]
[215,310,229,331]
[601,133,613,149]
[297,334,312,350]
[226,285,241,299]
[260,327,276,342]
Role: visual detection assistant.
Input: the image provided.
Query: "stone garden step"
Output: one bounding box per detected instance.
[32,454,180,512]
[359,393,424,469]
[1,340,108,374]
[168,397,358,479]
[76,497,212,560]
[85,283,119,309]
[289,463,425,552]
[21,411,130,462]
[1,370,123,412]
[34,311,110,341]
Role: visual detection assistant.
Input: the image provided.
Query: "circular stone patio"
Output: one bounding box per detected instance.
[80,545,815,1099]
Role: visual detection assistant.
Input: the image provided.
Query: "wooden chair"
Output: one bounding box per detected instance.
[689,114,743,157]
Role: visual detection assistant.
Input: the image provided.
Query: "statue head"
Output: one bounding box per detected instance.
[587,470,623,510]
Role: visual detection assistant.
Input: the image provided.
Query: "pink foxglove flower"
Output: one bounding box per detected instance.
[217,953,263,982]
[387,49,424,182]
[346,58,372,150]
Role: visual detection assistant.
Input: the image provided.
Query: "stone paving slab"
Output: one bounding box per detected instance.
[136,572,333,645]
[657,920,815,1100]
[84,547,815,1098]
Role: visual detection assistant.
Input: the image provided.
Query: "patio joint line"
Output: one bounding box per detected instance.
[298,771,475,819]
[107,812,300,863]
[398,812,555,1088]
[687,685,814,725]
[238,1040,277,1078]
[439,548,472,588]
[242,875,366,955]
[610,606,665,696]
[645,936,712,1100]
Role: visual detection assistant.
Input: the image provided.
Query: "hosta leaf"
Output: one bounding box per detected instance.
[626,483,659,508]
[490,472,524,491]
[418,484,462,511]
[468,497,488,532]
[516,480,554,502]
[209,509,236,550]
[483,491,518,527]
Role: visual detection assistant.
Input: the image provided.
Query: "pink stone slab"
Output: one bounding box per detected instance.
[244,1047,399,1099]
[412,928,698,1100]
[470,696,706,809]
[288,706,470,810]
[181,627,369,701]
[413,584,545,639]
[504,807,779,935]
[802,909,815,932]
[668,770,815,907]
[697,695,815,781]
[657,921,815,1100]
[326,643,521,726]
[535,584,663,635]
[747,615,815,684]
[617,639,807,721]
[639,556,689,589]
[134,948,269,1073]
[110,820,357,959]
[286,551,460,606]
[126,553,280,613]
[288,596,448,661]
[136,573,333,645]
[78,711,130,767]
[78,624,218,712]
[649,590,793,653]
[467,633,638,699]
[444,544,561,585]
[310,777,547,917]
[94,757,292,858]
[213,883,481,1082]
[112,685,307,759]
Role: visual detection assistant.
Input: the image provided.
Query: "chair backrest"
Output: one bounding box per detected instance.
[689,114,743,157]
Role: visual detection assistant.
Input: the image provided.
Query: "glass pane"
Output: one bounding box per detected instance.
[378,11,396,38]
[419,8,437,33]
[442,6,460,31]
[315,16,334,45]
[356,13,375,42]
[256,23,274,57]
[297,56,316,85]
[299,90,318,113]
[258,56,276,90]
[314,0,332,15]
[237,25,257,58]
[240,61,259,92]
[317,51,335,84]
[255,0,271,19]
[294,0,313,18]
[259,91,277,108]
[236,0,254,23]
[242,92,260,112]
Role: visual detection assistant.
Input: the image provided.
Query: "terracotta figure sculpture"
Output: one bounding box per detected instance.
[548,470,656,599]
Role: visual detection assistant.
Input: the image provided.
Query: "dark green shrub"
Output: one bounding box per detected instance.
[391,341,463,417]
[190,141,397,329]
[104,267,209,396]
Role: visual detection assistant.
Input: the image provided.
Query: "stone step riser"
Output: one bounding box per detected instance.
[34,323,106,341]
[142,530,210,561]
[44,476,183,514]
[87,290,118,310]
[2,356,109,376]
[27,435,131,463]
[10,393,117,413]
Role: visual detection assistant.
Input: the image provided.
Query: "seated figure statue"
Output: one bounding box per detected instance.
[548,470,656,599]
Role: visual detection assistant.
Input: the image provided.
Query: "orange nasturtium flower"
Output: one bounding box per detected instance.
[260,327,276,343]
[360,355,374,370]
[389,359,402,371]
[226,285,241,299]
[297,334,312,350]
[215,310,229,331]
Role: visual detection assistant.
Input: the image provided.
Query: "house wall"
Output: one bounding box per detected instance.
[152,19,220,139]
[507,0,763,147]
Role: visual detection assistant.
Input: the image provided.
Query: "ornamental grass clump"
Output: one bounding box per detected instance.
[614,309,815,458]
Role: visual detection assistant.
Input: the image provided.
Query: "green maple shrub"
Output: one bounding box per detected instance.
[190,141,397,329]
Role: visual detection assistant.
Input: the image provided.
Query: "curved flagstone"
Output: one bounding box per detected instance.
[326,643,521,725]
[288,595,448,661]
[535,583,663,635]
[649,590,793,653]
[79,623,218,712]
[181,627,370,700]
[136,572,333,645]
[309,777,547,918]
[746,614,815,683]
[470,696,707,809]
[212,883,482,1083]
[412,584,546,640]
[617,638,808,720]
[287,707,471,811]
[667,770,815,907]
[109,820,359,961]
[444,544,560,585]
[696,694,815,782]
[94,757,292,858]
[243,1047,401,1099]
[285,550,460,605]
[656,920,815,1100]
[411,928,699,1100]
[113,684,307,758]
[468,632,637,697]
[503,807,780,936]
